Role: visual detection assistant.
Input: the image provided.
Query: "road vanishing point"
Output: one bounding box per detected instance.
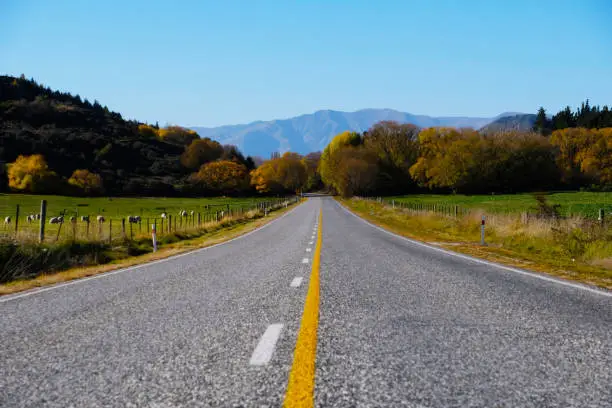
[1,197,610,407]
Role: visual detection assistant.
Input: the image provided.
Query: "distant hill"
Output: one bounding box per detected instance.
[480,114,537,133]
[191,109,522,157]
[0,75,188,195]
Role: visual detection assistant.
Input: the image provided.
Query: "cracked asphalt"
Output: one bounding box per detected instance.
[1,197,610,407]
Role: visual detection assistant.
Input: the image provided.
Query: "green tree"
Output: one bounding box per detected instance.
[533,107,551,135]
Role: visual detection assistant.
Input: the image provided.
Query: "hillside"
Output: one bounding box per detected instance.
[191,109,520,157]
[0,75,193,196]
[480,114,537,133]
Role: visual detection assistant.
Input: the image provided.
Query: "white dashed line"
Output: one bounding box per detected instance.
[249,324,284,366]
[290,277,304,287]
[306,248,312,252]
[309,241,314,245]
[302,258,309,264]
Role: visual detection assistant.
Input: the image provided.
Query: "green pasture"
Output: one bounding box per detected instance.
[388,192,612,219]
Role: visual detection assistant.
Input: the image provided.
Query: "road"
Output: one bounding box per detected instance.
[1,197,610,407]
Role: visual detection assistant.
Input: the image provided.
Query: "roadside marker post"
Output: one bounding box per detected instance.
[481,216,486,246]
[152,224,157,252]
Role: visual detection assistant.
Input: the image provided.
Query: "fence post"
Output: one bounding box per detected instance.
[454,205,459,218]
[121,218,126,239]
[152,223,157,252]
[14,204,20,236]
[109,220,112,244]
[392,200,395,209]
[130,220,133,240]
[161,218,164,235]
[198,212,201,226]
[39,200,47,243]
[481,216,486,246]
[72,217,77,241]
[598,208,605,227]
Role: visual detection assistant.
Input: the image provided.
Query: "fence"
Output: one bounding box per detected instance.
[358,196,609,227]
[0,196,300,244]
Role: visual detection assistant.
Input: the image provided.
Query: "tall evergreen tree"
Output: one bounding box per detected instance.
[533,107,550,135]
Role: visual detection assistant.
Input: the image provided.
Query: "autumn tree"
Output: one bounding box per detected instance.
[138,124,159,139]
[68,169,104,195]
[551,127,612,187]
[181,138,224,170]
[7,154,58,193]
[158,126,200,146]
[189,160,250,195]
[575,128,612,186]
[409,128,483,192]
[363,121,419,194]
[334,147,378,197]
[302,152,323,192]
[319,131,363,193]
[250,152,307,194]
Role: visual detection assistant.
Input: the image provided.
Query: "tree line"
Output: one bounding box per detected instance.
[320,102,611,197]
[2,75,609,198]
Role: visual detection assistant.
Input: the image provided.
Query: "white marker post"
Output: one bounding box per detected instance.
[480,216,486,246]
[152,223,158,252]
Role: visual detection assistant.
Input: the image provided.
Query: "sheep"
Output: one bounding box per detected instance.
[49,217,62,224]
[160,212,168,219]
[179,210,188,217]
[127,215,141,223]
[96,215,105,223]
[35,213,41,220]
[69,216,76,222]
[26,215,34,223]
[4,216,11,224]
[81,215,90,222]
[190,210,195,216]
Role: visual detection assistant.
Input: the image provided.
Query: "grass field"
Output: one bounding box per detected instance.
[388,192,612,219]
[0,193,284,242]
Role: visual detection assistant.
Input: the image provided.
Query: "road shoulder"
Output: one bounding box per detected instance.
[336,197,612,293]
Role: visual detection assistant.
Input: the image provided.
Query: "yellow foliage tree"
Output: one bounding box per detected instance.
[7,154,58,193]
[551,127,612,186]
[158,126,200,146]
[137,124,159,139]
[250,153,307,194]
[181,138,224,170]
[319,131,362,193]
[68,169,104,195]
[189,160,250,194]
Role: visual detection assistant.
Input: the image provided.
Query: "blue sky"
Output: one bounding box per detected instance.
[1,0,611,126]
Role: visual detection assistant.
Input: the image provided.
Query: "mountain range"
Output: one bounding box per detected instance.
[191,109,532,157]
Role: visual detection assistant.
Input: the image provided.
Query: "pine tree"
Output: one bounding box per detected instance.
[533,107,550,135]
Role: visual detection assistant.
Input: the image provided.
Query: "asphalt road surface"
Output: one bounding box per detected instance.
[1,197,610,407]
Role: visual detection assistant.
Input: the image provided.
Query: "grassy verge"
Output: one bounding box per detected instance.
[340,198,612,290]
[0,201,301,295]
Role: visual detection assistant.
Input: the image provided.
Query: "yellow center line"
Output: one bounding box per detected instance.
[283,209,323,408]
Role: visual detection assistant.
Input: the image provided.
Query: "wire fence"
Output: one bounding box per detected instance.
[0,196,299,244]
[357,196,610,227]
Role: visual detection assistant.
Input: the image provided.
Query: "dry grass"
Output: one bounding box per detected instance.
[342,198,612,290]
[0,201,301,296]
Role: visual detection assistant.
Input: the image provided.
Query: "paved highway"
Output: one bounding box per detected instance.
[0,197,610,407]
